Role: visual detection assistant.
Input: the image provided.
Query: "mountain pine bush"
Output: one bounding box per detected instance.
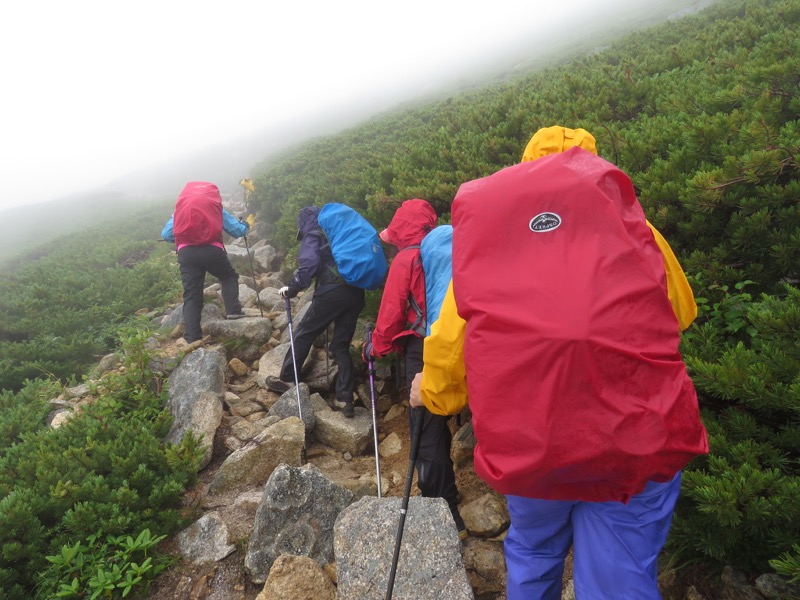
[0,324,203,599]
[671,284,800,573]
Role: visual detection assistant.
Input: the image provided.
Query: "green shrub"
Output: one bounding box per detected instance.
[40,528,169,599]
[672,284,800,573]
[0,324,203,598]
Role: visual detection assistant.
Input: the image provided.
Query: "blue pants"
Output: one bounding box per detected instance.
[504,472,681,600]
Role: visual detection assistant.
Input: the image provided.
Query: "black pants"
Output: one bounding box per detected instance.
[177,245,242,343]
[405,336,460,511]
[280,284,365,403]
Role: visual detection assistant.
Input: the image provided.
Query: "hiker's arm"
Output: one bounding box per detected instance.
[371,252,414,356]
[646,221,697,331]
[287,233,322,296]
[161,216,175,242]
[418,281,469,416]
[222,209,249,238]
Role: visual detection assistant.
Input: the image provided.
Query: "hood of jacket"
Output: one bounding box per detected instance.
[296,205,322,240]
[381,199,436,250]
[521,126,597,162]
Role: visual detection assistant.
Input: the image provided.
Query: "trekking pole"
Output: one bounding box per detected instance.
[243,234,264,317]
[385,407,424,600]
[365,324,382,498]
[284,296,307,461]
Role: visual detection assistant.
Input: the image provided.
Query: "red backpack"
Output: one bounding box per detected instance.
[173,182,224,246]
[451,147,708,503]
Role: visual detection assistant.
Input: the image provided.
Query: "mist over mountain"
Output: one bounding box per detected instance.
[0,0,714,268]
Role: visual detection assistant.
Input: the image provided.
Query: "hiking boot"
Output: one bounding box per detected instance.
[334,399,355,418]
[266,376,292,394]
[226,312,246,320]
[451,506,467,541]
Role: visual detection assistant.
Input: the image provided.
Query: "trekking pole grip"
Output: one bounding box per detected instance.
[409,407,424,462]
[284,296,292,324]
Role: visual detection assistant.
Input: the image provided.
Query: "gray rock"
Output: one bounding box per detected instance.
[207,417,305,497]
[253,244,278,272]
[721,566,767,600]
[460,492,509,538]
[268,383,316,434]
[256,343,292,388]
[314,404,374,456]
[755,573,800,600]
[91,352,121,377]
[245,463,354,584]
[176,512,235,565]
[204,315,272,361]
[334,496,473,600]
[165,348,226,469]
[160,302,225,332]
[463,538,505,596]
[378,432,403,458]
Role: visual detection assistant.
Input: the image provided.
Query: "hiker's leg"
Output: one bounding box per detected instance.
[504,495,574,600]
[279,294,335,382]
[329,286,365,402]
[204,247,242,315]
[571,472,681,600]
[177,246,207,343]
[416,410,459,505]
[403,336,461,512]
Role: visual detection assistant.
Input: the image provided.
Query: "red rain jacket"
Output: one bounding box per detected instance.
[371,199,436,356]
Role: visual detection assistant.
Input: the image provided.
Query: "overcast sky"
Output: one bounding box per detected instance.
[0,0,682,211]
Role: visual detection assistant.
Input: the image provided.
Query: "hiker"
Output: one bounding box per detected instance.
[361,199,466,537]
[161,181,252,344]
[266,205,365,418]
[410,126,708,599]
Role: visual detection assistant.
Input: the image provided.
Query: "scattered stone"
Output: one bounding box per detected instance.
[228,357,249,377]
[177,512,236,565]
[255,554,335,600]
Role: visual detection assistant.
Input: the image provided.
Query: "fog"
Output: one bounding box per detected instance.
[0,0,707,211]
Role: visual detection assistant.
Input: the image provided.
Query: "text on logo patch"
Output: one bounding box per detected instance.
[529,212,562,232]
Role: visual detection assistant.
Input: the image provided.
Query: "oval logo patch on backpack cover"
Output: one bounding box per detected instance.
[529,212,561,232]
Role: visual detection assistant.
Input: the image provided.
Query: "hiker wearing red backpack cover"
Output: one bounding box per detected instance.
[410,127,708,599]
[362,199,466,537]
[161,181,251,343]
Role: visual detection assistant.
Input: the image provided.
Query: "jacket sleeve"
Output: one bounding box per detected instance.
[288,232,323,295]
[222,209,249,238]
[420,280,468,416]
[646,221,698,331]
[371,252,414,356]
[161,215,175,242]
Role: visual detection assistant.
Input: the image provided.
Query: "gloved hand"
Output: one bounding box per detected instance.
[245,213,256,228]
[278,286,290,298]
[361,341,375,363]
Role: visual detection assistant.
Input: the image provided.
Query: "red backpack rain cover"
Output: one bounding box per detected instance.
[451,147,708,503]
[173,182,224,246]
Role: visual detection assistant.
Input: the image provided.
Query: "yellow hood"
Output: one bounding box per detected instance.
[521,125,597,162]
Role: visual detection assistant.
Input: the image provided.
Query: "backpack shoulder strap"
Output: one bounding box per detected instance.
[401,245,426,336]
